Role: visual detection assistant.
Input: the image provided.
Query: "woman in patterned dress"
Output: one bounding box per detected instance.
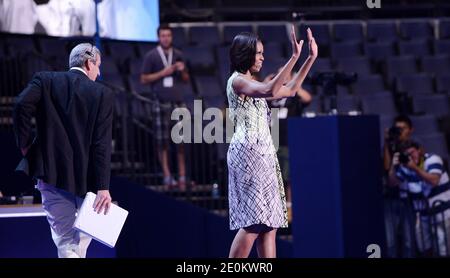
[227,25,318,258]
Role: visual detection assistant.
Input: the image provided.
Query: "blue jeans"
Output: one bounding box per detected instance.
[384,198,416,258]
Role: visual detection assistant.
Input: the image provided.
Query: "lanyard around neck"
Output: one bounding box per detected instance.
[157,45,173,67]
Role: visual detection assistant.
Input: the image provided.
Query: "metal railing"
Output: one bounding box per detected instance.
[102,81,230,216]
[0,53,230,216]
[410,193,450,257]
[0,56,23,133]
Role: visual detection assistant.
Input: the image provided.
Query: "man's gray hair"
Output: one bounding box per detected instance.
[69,43,101,68]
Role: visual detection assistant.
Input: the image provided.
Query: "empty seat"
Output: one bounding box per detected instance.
[352,74,385,95]
[263,42,285,60]
[297,23,332,57]
[398,40,431,57]
[412,95,450,117]
[180,83,195,100]
[316,85,351,96]
[195,75,223,98]
[436,74,450,94]
[204,95,227,109]
[323,95,359,114]
[216,45,229,64]
[306,58,333,76]
[223,25,253,44]
[385,56,418,84]
[171,27,188,48]
[364,90,393,98]
[333,23,363,42]
[434,39,450,55]
[367,21,398,42]
[364,41,396,63]
[182,46,215,73]
[257,25,289,43]
[180,83,197,113]
[189,26,220,46]
[336,95,360,114]
[335,57,372,75]
[259,58,286,80]
[361,94,397,115]
[416,133,449,159]
[399,20,434,40]
[439,19,450,40]
[218,64,230,88]
[396,73,434,95]
[331,42,363,58]
[216,45,231,86]
[298,23,331,46]
[216,45,230,65]
[421,55,450,76]
[410,115,440,135]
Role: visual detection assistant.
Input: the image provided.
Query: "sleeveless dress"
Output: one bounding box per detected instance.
[226,71,288,230]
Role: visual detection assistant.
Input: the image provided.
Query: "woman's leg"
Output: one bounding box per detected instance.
[256,228,277,258]
[229,228,259,258]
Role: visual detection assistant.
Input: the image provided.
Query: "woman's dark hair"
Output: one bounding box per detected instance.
[229,32,260,74]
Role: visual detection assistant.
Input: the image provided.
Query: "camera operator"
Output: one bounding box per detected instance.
[382,115,416,257]
[389,140,450,257]
[383,115,414,172]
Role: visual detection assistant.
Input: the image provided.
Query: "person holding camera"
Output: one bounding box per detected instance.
[382,115,416,257]
[389,140,450,256]
[383,115,414,172]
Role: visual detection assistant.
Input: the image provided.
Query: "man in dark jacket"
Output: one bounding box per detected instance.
[13,43,114,258]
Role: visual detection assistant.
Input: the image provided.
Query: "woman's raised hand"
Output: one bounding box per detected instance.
[290,25,304,59]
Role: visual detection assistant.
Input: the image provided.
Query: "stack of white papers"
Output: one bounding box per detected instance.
[73,192,128,248]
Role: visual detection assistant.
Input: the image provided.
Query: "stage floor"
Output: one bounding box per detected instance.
[0,204,116,258]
